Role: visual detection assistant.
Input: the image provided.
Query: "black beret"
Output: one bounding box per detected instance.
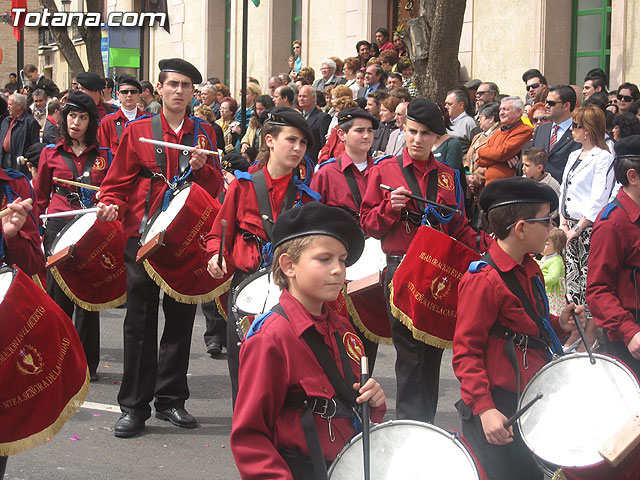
[117,75,142,93]
[614,134,640,159]
[64,90,99,121]
[337,107,379,129]
[76,72,105,92]
[479,177,559,213]
[464,79,482,90]
[272,202,365,267]
[159,58,202,85]
[24,142,46,167]
[406,98,446,135]
[221,153,250,173]
[265,106,314,150]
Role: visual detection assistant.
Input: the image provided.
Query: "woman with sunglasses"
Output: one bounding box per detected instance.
[615,82,639,115]
[527,102,552,130]
[558,105,615,344]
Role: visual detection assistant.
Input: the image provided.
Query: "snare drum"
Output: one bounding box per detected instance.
[328,420,482,479]
[0,265,88,455]
[231,268,281,338]
[137,182,232,304]
[46,211,126,310]
[518,353,640,474]
[343,238,392,344]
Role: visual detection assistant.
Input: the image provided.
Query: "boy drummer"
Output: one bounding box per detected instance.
[230,202,386,479]
[453,177,586,480]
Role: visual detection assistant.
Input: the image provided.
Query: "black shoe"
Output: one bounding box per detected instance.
[114,412,146,438]
[155,407,198,428]
[90,372,99,382]
[206,342,222,357]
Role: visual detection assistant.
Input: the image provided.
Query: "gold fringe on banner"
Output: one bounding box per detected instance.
[215,296,228,321]
[343,287,393,345]
[31,275,45,290]
[0,369,90,456]
[388,281,453,349]
[50,266,126,311]
[143,260,231,305]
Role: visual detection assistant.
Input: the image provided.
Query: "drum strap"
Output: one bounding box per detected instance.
[115,118,124,142]
[337,158,362,209]
[252,169,298,241]
[273,303,360,480]
[397,154,437,222]
[57,149,99,207]
[137,115,194,233]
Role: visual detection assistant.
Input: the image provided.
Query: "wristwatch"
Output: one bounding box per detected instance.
[572,224,583,235]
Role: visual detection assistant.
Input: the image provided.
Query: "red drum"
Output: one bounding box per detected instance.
[137,182,232,304]
[389,225,480,349]
[344,238,392,344]
[0,265,89,455]
[46,211,126,311]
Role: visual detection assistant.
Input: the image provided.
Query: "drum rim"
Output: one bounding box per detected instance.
[0,265,16,297]
[50,211,96,255]
[140,181,192,244]
[327,419,481,479]
[231,267,275,318]
[518,352,640,468]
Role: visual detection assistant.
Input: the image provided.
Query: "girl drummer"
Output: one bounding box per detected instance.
[34,90,111,382]
[206,106,320,405]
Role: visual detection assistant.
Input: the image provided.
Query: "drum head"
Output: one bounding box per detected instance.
[51,212,97,255]
[233,269,281,318]
[141,185,191,245]
[519,353,640,468]
[346,237,386,282]
[328,420,480,479]
[0,267,15,304]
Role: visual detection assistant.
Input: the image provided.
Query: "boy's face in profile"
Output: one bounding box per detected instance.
[522,156,544,180]
[521,204,552,255]
[284,235,348,308]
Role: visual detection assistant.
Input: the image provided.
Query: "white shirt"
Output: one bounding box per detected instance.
[559,146,615,222]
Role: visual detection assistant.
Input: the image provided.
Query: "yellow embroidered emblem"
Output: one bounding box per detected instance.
[343,332,365,365]
[16,345,44,375]
[93,156,107,170]
[437,172,454,191]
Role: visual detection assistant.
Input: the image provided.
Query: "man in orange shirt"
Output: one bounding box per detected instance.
[476,96,533,184]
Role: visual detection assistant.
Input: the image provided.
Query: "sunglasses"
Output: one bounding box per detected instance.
[533,116,549,123]
[545,100,560,107]
[506,215,554,230]
[617,94,634,102]
[475,90,489,96]
[119,89,139,95]
[571,122,583,129]
[526,83,541,91]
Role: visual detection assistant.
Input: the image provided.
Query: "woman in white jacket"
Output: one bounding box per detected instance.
[559,105,615,321]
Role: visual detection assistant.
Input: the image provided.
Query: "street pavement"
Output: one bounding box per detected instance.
[5,303,462,480]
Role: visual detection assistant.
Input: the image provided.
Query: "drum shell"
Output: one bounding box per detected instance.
[518,352,640,476]
[142,182,232,304]
[47,213,127,311]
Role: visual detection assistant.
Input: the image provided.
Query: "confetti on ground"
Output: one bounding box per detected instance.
[112,381,121,384]
[205,444,209,447]
[137,442,142,445]
[69,435,79,441]
[105,362,111,368]
[93,413,101,417]
[220,444,225,448]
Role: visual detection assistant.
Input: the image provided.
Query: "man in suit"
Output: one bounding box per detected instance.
[530,85,580,182]
[297,85,331,163]
[357,64,386,100]
[0,93,40,171]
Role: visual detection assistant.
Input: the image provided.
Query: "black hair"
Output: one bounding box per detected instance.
[105,77,114,89]
[522,69,547,85]
[356,40,371,52]
[355,97,367,109]
[584,68,608,85]
[614,156,640,186]
[583,91,608,113]
[584,76,607,94]
[140,80,155,94]
[548,85,577,111]
[375,27,389,39]
[278,86,294,104]
[396,59,413,73]
[58,102,99,147]
[617,82,640,101]
[478,102,500,123]
[47,100,60,115]
[208,77,221,85]
[316,91,326,108]
[255,94,274,110]
[613,113,640,139]
[488,203,546,240]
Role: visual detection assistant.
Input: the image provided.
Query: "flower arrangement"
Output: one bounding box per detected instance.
[0,12,13,25]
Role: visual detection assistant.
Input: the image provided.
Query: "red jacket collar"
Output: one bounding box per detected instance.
[618,188,640,223]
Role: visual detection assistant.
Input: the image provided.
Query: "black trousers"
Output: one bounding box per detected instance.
[606,339,640,380]
[0,456,7,479]
[385,260,443,423]
[117,237,196,418]
[43,219,100,376]
[456,389,542,480]
[202,300,226,348]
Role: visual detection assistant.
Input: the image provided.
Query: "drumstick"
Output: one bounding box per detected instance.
[360,356,371,480]
[565,294,596,365]
[379,184,462,215]
[53,177,100,191]
[217,219,227,269]
[138,137,220,157]
[0,198,33,219]
[504,393,543,429]
[39,205,118,219]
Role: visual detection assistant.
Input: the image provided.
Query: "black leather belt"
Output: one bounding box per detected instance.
[386,255,403,264]
[285,391,353,418]
[490,324,549,350]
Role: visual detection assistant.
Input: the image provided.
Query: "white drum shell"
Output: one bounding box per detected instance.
[328,420,480,479]
[0,269,13,303]
[234,270,281,317]
[346,237,386,282]
[518,352,640,468]
[51,212,97,254]
[140,186,190,246]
